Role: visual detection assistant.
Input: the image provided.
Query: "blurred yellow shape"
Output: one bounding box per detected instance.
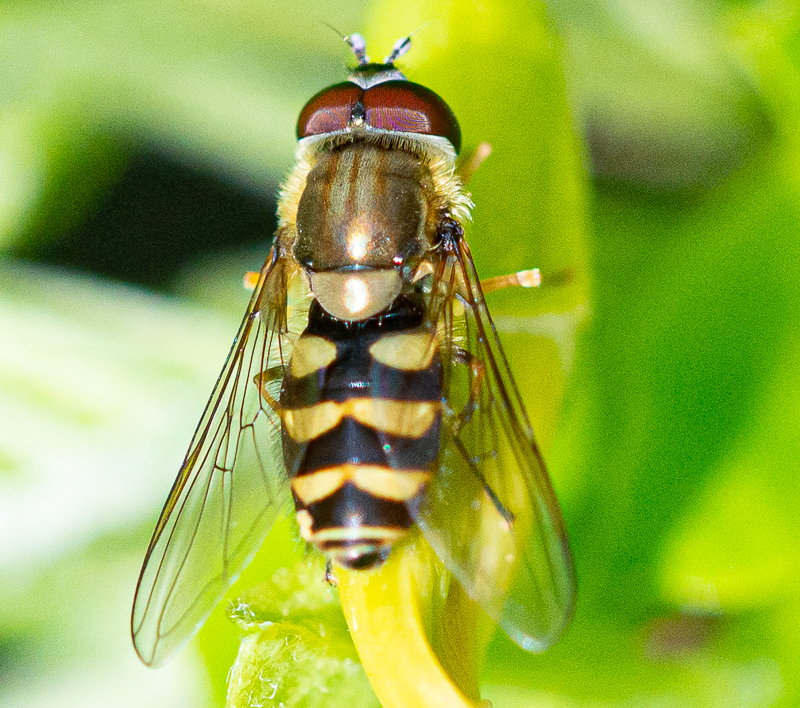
[337,538,492,708]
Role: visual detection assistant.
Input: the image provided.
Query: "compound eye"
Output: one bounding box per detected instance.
[363,80,461,153]
[297,82,363,139]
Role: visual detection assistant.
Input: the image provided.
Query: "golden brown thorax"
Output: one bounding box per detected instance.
[294,142,437,271]
[290,142,438,320]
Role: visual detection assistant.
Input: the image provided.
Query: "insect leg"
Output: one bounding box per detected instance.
[252,366,283,413]
[447,347,515,524]
[243,271,261,291]
[481,267,573,294]
[457,142,492,184]
[324,559,338,586]
[449,345,483,435]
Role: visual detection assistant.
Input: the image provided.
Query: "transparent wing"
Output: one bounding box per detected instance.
[132,249,303,667]
[408,232,575,652]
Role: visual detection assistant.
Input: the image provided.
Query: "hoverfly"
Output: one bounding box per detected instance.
[132,34,575,668]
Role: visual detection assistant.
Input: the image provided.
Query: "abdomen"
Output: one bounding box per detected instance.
[280,298,441,569]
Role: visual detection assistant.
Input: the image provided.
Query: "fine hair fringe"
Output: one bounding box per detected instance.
[276,131,473,241]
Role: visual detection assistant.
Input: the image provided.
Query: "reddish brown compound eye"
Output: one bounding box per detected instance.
[297,82,363,139]
[363,80,461,153]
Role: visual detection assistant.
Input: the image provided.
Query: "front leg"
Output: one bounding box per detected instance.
[445,346,514,525]
[253,365,284,413]
[448,345,484,437]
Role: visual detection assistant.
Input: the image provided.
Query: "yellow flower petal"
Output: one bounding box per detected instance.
[336,538,493,708]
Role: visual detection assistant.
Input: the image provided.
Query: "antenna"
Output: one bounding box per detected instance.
[323,28,416,67]
[345,33,370,65]
[321,24,371,65]
[384,35,411,64]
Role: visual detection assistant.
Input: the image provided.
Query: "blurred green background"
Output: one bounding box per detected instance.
[2,0,799,706]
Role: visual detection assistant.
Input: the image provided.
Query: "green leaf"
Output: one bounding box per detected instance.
[0,0,371,250]
[223,547,378,708]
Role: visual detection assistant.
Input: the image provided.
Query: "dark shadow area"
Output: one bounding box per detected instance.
[15,152,278,291]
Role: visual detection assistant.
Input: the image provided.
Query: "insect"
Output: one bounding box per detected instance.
[132,34,575,668]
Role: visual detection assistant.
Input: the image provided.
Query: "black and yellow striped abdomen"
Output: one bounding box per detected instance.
[281,296,441,569]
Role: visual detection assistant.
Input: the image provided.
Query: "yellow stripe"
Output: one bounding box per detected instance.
[282,401,342,443]
[310,526,407,544]
[352,467,430,501]
[296,509,314,541]
[292,468,349,505]
[292,464,431,505]
[283,398,439,442]
[290,334,338,378]
[349,399,438,438]
[369,331,437,371]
